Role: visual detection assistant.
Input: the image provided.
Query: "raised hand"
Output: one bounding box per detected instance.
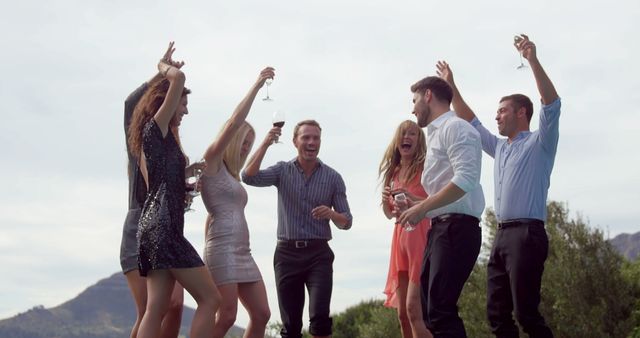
[256,67,275,88]
[514,34,537,62]
[161,41,185,69]
[263,126,282,146]
[436,60,454,85]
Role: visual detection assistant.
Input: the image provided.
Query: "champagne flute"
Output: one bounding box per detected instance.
[272,110,286,144]
[394,192,416,232]
[514,35,527,70]
[262,78,273,101]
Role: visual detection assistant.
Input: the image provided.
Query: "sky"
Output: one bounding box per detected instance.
[1,0,639,330]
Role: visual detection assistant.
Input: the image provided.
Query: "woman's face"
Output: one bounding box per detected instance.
[240,130,255,159]
[396,125,420,160]
[170,95,189,127]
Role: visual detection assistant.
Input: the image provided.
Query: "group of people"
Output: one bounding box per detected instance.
[380,34,559,338]
[120,33,560,338]
[121,42,351,338]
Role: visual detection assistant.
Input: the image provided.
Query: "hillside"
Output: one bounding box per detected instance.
[0,272,244,338]
[610,231,640,261]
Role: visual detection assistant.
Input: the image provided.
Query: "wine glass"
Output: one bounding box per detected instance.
[272,110,286,144]
[184,167,203,212]
[514,35,527,70]
[394,192,416,232]
[262,78,273,101]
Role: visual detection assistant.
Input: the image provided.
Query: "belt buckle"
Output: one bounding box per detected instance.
[295,240,308,249]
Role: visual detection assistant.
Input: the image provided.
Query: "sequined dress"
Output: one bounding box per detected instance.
[202,165,262,285]
[137,120,204,276]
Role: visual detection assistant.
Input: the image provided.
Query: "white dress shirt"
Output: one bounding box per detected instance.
[421,111,485,219]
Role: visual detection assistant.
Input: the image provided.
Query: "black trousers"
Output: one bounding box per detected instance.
[487,220,553,338]
[421,214,481,338]
[274,240,334,338]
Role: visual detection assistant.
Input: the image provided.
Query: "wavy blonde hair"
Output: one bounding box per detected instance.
[378,120,426,188]
[220,121,255,180]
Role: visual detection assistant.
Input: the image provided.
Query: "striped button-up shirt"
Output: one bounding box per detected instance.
[242,158,352,240]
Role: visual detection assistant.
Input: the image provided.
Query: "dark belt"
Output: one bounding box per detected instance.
[431,213,479,225]
[498,218,544,229]
[277,239,328,249]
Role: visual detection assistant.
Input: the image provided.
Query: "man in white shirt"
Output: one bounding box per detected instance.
[399,76,485,338]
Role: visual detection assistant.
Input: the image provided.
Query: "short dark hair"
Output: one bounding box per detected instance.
[293,119,322,139]
[410,76,453,104]
[500,94,533,122]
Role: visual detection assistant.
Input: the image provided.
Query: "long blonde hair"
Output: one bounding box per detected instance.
[220,121,255,180]
[378,120,426,188]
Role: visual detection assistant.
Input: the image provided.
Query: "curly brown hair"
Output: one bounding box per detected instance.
[127,79,191,159]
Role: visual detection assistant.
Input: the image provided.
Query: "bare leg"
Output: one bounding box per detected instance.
[212,284,239,338]
[406,280,432,338]
[171,266,221,338]
[124,270,147,338]
[238,280,271,338]
[160,282,184,338]
[138,270,176,338]
[396,272,413,338]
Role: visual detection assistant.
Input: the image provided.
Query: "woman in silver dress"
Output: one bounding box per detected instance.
[201,67,274,338]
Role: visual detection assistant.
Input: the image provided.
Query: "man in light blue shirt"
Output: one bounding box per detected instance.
[437,34,559,338]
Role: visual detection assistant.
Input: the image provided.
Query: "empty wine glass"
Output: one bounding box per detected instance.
[514,35,527,70]
[262,78,273,101]
[272,110,286,144]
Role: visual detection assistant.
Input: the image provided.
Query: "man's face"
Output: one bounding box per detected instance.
[495,100,518,137]
[171,95,189,127]
[412,91,430,128]
[293,124,321,162]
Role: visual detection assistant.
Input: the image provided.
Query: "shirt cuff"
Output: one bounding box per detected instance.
[470,117,481,127]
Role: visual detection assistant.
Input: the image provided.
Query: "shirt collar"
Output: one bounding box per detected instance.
[291,157,323,172]
[509,131,531,143]
[427,110,455,132]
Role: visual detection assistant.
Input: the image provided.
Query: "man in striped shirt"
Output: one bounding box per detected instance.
[242,119,353,338]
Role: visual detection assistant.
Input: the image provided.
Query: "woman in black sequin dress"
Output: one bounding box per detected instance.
[128,42,220,338]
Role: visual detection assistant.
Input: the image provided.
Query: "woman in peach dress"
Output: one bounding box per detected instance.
[379,120,432,338]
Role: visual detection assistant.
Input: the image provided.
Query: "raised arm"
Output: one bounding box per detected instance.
[202,67,275,174]
[516,34,559,104]
[243,126,281,177]
[153,60,185,137]
[126,42,186,131]
[436,60,477,122]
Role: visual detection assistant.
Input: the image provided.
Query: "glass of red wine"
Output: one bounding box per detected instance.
[272,110,285,144]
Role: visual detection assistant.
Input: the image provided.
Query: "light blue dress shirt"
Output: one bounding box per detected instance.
[470,98,561,222]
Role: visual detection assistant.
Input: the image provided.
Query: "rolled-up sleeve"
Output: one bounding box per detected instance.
[446,120,482,193]
[241,161,284,187]
[331,174,353,229]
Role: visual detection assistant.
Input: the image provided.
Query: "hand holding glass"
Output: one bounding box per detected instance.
[184,167,203,212]
[262,78,273,101]
[514,35,527,70]
[394,192,415,232]
[272,110,286,144]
